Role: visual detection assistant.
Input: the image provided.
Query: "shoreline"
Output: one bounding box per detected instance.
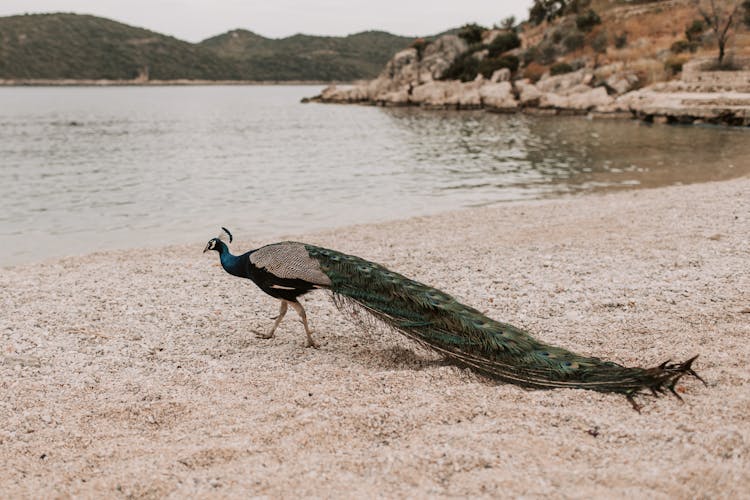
[307,81,750,126]
[1,177,748,496]
[5,169,750,269]
[0,79,337,87]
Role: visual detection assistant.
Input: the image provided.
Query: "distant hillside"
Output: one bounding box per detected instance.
[200,30,413,80]
[0,13,413,81]
[0,13,235,80]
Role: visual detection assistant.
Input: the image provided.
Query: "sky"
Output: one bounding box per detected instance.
[0,1,535,42]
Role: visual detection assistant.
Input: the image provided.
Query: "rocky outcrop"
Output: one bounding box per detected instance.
[539,85,613,111]
[410,80,483,109]
[305,34,750,126]
[417,35,469,81]
[614,85,750,125]
[515,79,542,106]
[309,34,470,106]
[479,82,517,111]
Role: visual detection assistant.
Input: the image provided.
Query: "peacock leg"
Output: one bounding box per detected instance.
[257,300,288,339]
[289,301,319,349]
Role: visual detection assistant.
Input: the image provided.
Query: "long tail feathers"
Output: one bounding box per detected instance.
[306,245,704,407]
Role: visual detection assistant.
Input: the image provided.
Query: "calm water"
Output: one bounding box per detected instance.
[1,85,748,265]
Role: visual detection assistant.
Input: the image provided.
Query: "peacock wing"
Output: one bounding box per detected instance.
[250,242,332,286]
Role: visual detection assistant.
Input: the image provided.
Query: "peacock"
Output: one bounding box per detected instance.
[204,227,703,409]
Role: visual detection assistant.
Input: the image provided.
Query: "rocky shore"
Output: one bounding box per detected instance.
[2,177,749,496]
[305,34,750,126]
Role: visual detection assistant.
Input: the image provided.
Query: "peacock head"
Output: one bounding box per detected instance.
[203,226,233,253]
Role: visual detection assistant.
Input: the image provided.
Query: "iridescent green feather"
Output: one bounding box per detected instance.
[305,244,702,402]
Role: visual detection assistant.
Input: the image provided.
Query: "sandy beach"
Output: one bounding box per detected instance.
[1,177,748,497]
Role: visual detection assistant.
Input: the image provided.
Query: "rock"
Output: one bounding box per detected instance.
[410,81,457,108]
[540,86,613,111]
[490,68,511,83]
[458,82,484,109]
[375,87,410,106]
[515,79,543,106]
[380,48,419,84]
[420,35,469,81]
[318,84,370,103]
[606,72,640,95]
[536,69,593,95]
[479,82,518,111]
[568,83,596,94]
[567,86,614,110]
[613,86,750,125]
[410,80,484,109]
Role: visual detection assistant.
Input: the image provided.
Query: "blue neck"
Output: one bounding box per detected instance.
[217,241,247,278]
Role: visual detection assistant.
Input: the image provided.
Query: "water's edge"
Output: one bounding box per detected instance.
[2,85,748,266]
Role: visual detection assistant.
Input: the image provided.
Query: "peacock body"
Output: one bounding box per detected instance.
[205,228,702,408]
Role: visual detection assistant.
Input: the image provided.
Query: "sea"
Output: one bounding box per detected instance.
[1,84,748,266]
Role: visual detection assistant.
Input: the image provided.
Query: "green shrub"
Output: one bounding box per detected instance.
[478,54,520,77]
[488,32,521,57]
[442,52,480,81]
[529,0,567,25]
[458,23,487,45]
[614,32,628,49]
[550,62,574,75]
[563,32,585,52]
[522,47,539,66]
[565,0,591,15]
[685,20,704,43]
[575,9,601,32]
[670,39,698,54]
[743,0,750,28]
[535,41,558,66]
[592,31,608,54]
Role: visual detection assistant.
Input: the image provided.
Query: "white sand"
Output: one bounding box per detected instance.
[1,178,749,497]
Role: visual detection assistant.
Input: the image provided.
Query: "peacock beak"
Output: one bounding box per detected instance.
[203,242,211,253]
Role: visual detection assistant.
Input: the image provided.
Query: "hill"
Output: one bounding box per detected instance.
[519,0,750,84]
[0,13,236,80]
[199,29,413,81]
[0,13,413,81]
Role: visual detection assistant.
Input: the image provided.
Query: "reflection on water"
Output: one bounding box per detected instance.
[0,85,748,265]
[381,107,749,200]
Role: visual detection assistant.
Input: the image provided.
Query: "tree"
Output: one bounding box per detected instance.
[488,31,521,57]
[458,23,487,45]
[575,9,601,32]
[693,0,741,65]
[529,0,568,25]
[498,16,517,31]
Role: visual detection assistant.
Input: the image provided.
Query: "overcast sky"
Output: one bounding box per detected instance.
[0,1,534,42]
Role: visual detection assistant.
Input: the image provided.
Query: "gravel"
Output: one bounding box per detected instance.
[1,178,748,497]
